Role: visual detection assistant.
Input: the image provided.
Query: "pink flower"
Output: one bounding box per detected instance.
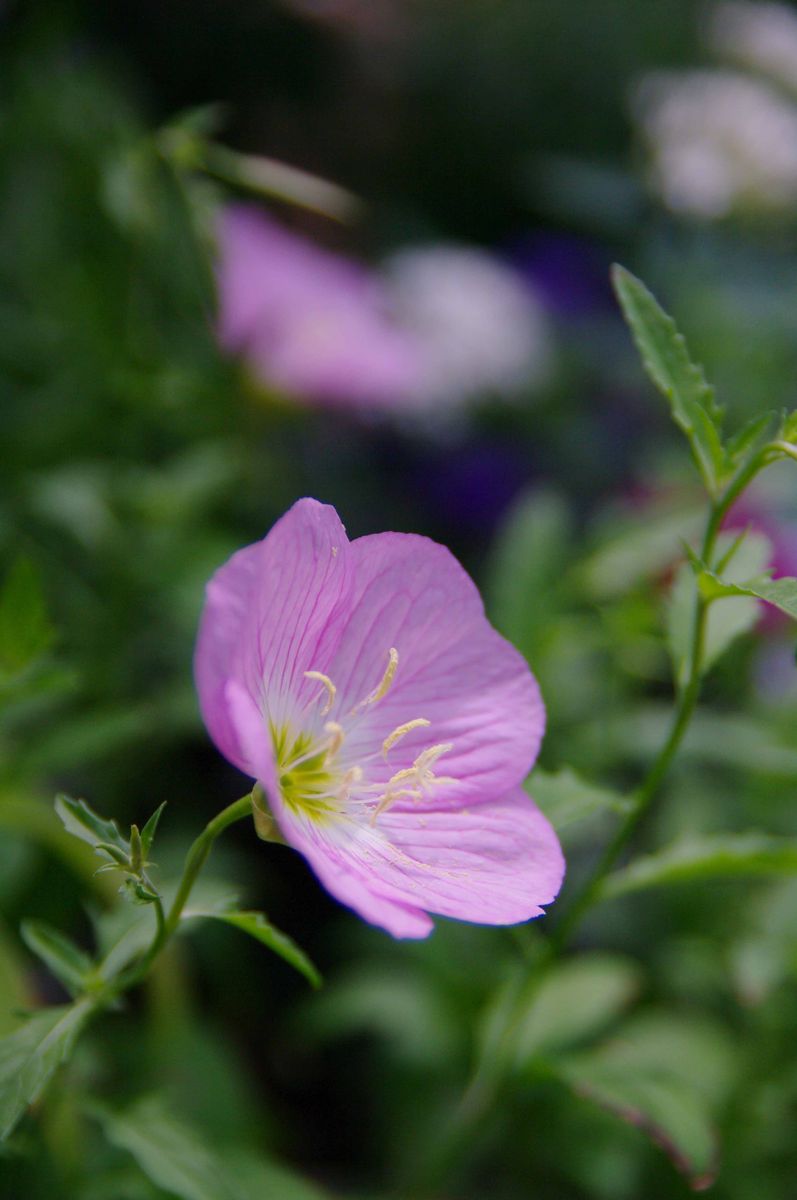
[216,206,421,409]
[195,499,564,937]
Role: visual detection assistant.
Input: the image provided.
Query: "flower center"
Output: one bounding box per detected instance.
[271,648,456,824]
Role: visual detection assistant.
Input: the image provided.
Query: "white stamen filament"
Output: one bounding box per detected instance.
[304,670,336,716]
[351,647,399,714]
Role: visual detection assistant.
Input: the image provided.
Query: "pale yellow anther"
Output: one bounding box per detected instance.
[352,647,399,714]
[304,670,336,716]
[382,718,431,758]
[323,721,345,760]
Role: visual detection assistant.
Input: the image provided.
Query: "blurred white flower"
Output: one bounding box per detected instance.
[634,69,797,217]
[708,1,797,91]
[384,244,552,408]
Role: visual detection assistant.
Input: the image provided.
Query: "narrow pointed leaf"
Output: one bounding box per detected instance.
[612,265,725,494]
[0,998,95,1140]
[599,833,797,901]
[20,920,94,996]
[181,908,321,988]
[139,802,167,859]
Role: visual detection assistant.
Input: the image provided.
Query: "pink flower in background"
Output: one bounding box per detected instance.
[216,205,421,409]
[195,498,563,937]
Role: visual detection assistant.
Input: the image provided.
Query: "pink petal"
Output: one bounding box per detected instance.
[194,498,351,773]
[269,785,563,937]
[324,532,544,807]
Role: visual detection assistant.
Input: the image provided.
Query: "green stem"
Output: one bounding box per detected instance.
[164,795,253,936]
[552,455,766,951]
[111,795,252,995]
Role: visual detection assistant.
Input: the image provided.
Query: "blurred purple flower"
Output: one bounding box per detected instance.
[509,233,613,318]
[216,205,421,409]
[195,498,563,937]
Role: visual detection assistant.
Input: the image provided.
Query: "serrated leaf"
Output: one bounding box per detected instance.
[599,833,797,901]
[139,802,166,859]
[55,795,129,858]
[0,558,55,680]
[181,909,321,988]
[667,530,771,686]
[93,1094,328,1200]
[526,767,628,832]
[0,998,95,1140]
[20,920,94,997]
[513,954,642,1065]
[698,567,797,622]
[612,265,725,494]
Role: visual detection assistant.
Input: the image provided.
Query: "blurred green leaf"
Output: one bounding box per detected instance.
[612,265,725,494]
[582,503,704,600]
[181,908,321,989]
[20,920,94,997]
[513,954,642,1065]
[488,489,572,655]
[0,922,31,1036]
[0,558,54,681]
[724,412,774,468]
[600,833,797,901]
[93,1094,328,1200]
[0,998,95,1140]
[527,767,628,832]
[667,530,771,686]
[554,1012,735,1187]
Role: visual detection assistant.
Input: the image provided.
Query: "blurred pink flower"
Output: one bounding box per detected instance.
[195,498,563,937]
[216,205,421,409]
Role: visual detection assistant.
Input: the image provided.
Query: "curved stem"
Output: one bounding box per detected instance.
[552,454,766,951]
[164,795,253,936]
[111,795,252,995]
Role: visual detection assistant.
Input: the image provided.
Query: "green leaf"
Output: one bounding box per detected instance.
[0,558,55,680]
[0,921,31,1036]
[526,767,628,832]
[487,489,572,654]
[181,908,321,989]
[599,833,797,901]
[55,794,129,861]
[512,954,642,1064]
[724,411,774,468]
[20,920,94,997]
[611,265,725,494]
[667,529,771,686]
[93,1094,328,1200]
[0,998,95,1140]
[138,802,166,860]
[697,566,797,622]
[554,1012,735,1188]
[582,502,704,600]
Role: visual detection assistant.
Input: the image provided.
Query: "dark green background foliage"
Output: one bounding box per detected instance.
[4,2,797,1198]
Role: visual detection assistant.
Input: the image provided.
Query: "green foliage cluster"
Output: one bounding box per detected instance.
[4,5,797,1200]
